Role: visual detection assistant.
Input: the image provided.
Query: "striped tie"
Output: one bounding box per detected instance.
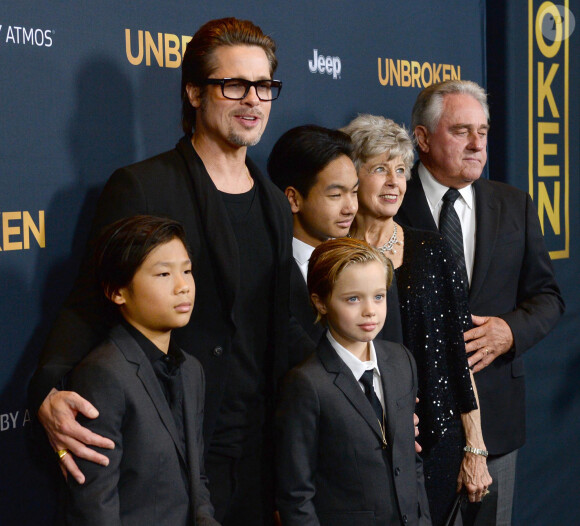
[439,188,469,289]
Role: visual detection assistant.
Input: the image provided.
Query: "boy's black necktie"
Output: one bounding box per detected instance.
[360,370,384,423]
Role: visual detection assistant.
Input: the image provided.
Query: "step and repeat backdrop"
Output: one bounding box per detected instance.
[0,1,577,524]
[486,1,579,523]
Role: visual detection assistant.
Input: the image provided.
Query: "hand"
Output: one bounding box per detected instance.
[414,398,422,453]
[38,388,115,484]
[464,315,514,373]
[457,451,493,503]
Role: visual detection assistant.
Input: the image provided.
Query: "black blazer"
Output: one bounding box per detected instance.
[64,324,219,526]
[29,137,295,445]
[275,337,431,526]
[289,259,324,348]
[395,166,564,454]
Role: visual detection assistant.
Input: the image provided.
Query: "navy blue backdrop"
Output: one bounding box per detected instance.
[0,1,577,524]
[487,1,579,523]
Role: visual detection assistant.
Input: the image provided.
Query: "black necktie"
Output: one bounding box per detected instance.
[360,370,384,423]
[439,188,469,288]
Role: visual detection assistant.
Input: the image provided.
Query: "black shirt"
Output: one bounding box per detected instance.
[210,184,275,458]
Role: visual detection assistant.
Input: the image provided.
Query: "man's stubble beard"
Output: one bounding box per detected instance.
[200,96,265,148]
[228,129,263,147]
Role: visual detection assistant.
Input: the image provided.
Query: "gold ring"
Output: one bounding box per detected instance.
[57,449,69,460]
[484,348,490,356]
[483,489,490,497]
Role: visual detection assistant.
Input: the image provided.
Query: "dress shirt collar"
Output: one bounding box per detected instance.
[418,162,474,210]
[122,320,185,371]
[326,331,380,380]
[293,237,315,266]
[293,237,316,282]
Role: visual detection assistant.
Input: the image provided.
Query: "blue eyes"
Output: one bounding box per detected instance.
[345,294,385,303]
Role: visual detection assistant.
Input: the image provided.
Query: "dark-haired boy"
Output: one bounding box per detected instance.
[63,215,219,526]
[268,125,358,346]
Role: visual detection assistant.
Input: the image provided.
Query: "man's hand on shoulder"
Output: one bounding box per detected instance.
[464,315,514,373]
[38,388,115,484]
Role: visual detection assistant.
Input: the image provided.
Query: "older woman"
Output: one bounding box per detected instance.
[342,114,491,526]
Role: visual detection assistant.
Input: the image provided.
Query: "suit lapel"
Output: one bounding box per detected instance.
[317,338,384,441]
[110,325,187,463]
[290,260,308,312]
[181,360,201,500]
[290,260,319,334]
[176,137,240,314]
[470,179,500,302]
[396,164,438,231]
[249,156,291,261]
[376,344,397,446]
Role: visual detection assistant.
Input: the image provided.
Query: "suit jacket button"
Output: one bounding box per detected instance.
[212,346,224,357]
[402,515,408,523]
[395,467,401,476]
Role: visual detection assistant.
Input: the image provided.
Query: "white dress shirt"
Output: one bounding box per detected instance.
[292,237,315,283]
[418,163,476,285]
[326,332,385,409]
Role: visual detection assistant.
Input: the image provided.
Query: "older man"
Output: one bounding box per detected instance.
[396,80,564,525]
[29,18,292,526]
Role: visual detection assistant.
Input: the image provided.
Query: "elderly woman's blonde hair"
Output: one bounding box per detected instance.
[341,114,415,178]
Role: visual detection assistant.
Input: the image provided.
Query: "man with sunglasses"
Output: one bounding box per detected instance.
[30,18,293,526]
